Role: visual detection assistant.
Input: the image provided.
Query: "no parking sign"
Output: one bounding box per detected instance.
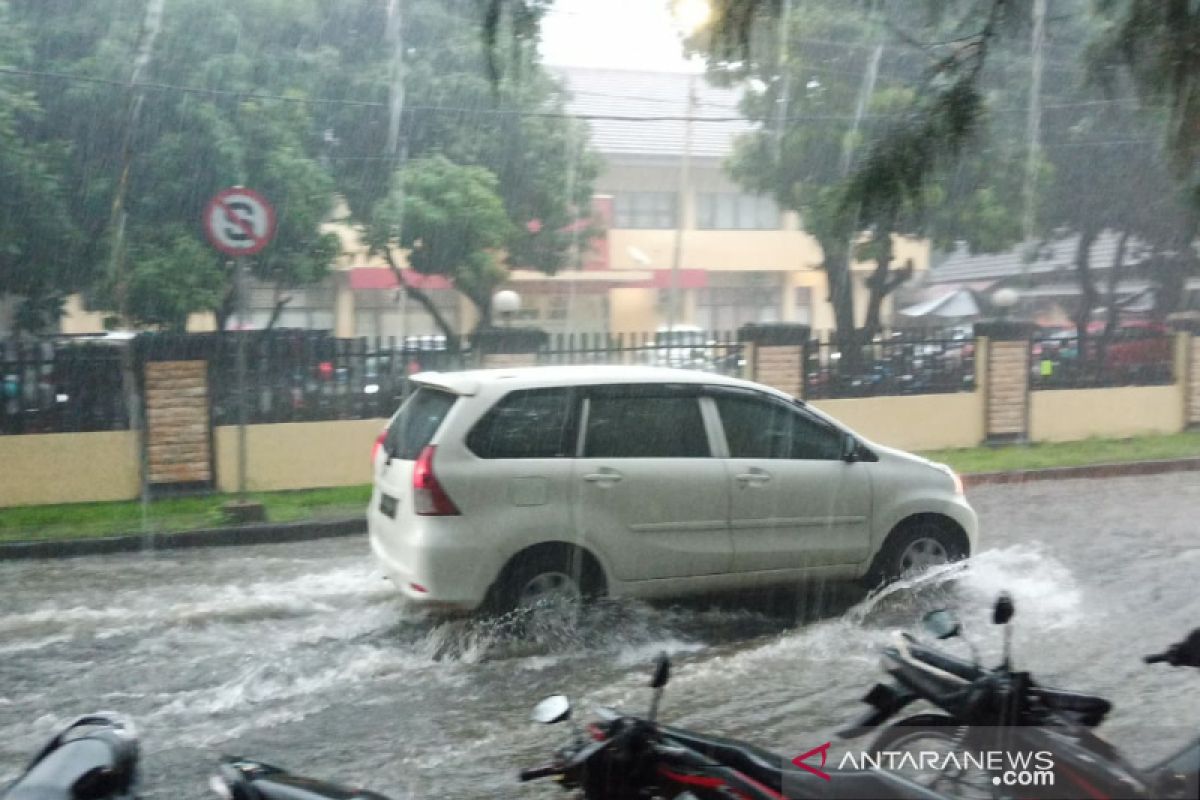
[202,187,276,256]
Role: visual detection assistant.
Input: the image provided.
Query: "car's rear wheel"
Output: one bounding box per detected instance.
[488,544,606,618]
[866,517,967,588]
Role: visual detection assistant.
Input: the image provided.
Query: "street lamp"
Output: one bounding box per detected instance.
[493,289,521,328]
[991,287,1020,320]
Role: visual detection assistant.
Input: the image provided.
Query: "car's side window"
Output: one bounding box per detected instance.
[789,407,844,461]
[583,387,709,458]
[466,388,576,458]
[713,394,791,459]
[714,393,842,461]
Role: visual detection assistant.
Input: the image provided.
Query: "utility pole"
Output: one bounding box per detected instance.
[668,74,696,332]
[110,0,165,326]
[773,0,793,162]
[385,0,410,341]
[1021,0,1047,286]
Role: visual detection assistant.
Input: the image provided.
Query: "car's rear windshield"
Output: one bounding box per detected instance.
[384,387,457,460]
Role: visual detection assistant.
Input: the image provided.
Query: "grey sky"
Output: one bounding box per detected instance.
[539,0,702,73]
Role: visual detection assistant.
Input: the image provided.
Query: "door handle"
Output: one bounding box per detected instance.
[584,471,623,484]
[735,471,772,485]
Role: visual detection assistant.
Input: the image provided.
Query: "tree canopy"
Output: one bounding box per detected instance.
[1,0,597,336]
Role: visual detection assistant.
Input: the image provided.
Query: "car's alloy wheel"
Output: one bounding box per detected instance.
[517,571,583,611]
[897,536,950,574]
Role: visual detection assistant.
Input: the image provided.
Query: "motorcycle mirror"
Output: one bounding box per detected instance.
[922,609,962,640]
[993,592,1015,626]
[650,652,671,689]
[530,694,571,725]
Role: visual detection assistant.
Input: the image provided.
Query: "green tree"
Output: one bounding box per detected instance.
[0,0,85,333]
[313,0,599,339]
[691,1,1025,353]
[369,155,514,333]
[6,0,341,331]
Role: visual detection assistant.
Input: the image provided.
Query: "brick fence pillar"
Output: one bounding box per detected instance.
[143,359,213,488]
[471,327,549,369]
[738,323,811,399]
[975,321,1036,443]
[1168,315,1200,428]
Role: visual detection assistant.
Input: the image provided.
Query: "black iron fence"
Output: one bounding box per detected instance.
[803,331,977,399]
[537,330,745,377]
[1030,327,1174,390]
[11,325,1136,436]
[0,339,130,434]
[209,332,463,425]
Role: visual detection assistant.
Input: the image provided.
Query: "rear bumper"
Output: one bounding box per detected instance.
[367,497,498,612]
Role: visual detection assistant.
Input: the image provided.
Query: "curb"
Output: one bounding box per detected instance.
[963,457,1200,488]
[5,457,1200,560]
[0,516,365,561]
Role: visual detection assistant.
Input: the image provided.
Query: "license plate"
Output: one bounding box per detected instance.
[379,493,398,518]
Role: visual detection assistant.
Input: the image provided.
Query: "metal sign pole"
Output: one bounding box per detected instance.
[236,257,248,500]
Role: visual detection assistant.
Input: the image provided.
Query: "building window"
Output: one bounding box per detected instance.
[696,193,780,230]
[613,192,678,229]
[696,285,780,331]
[793,287,812,326]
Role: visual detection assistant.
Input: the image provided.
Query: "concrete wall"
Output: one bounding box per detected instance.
[214,418,386,493]
[1029,385,1184,443]
[1,431,141,506]
[813,392,986,452]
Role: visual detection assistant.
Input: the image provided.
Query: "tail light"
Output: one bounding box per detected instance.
[371,431,387,465]
[412,445,460,516]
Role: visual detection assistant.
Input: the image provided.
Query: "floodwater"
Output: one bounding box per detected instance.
[2,474,1198,799]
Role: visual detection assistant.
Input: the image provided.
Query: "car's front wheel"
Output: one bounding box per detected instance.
[866,518,967,588]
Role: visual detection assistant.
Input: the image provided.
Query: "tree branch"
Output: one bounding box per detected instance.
[381,246,460,349]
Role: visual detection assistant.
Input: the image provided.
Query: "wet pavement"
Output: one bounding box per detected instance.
[2,474,1199,799]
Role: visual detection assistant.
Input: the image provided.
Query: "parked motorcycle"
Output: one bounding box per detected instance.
[211,652,953,799]
[520,653,951,799]
[840,593,1200,799]
[1,713,139,800]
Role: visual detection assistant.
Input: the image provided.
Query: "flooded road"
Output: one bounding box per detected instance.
[2,474,1199,799]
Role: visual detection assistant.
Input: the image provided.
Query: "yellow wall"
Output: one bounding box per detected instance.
[1029,385,1184,443]
[609,287,660,333]
[813,392,985,452]
[214,419,386,493]
[1,431,141,507]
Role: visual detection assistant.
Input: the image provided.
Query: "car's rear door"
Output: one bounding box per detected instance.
[441,386,577,538]
[572,383,732,581]
[711,389,872,571]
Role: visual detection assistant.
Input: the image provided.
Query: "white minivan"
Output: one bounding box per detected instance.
[368,366,977,615]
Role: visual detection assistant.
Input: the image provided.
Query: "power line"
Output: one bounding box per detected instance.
[0,64,1151,126]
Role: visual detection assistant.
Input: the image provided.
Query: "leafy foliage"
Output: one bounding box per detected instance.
[368,155,513,327]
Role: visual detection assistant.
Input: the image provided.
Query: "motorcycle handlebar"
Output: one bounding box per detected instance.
[519,765,560,782]
[1144,652,1169,664]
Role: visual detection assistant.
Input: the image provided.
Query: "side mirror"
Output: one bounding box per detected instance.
[531,694,571,725]
[841,433,859,463]
[922,609,962,640]
[650,652,671,689]
[993,592,1015,626]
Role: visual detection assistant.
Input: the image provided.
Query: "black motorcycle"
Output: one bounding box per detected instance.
[840,593,1200,799]
[1,714,139,800]
[210,652,954,800]
[520,653,953,800]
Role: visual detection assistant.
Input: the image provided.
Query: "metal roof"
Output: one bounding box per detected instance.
[929,231,1157,284]
[554,66,751,159]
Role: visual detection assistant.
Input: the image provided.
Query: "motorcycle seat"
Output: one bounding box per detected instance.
[660,729,947,799]
[661,726,791,792]
[905,642,983,681]
[1031,687,1111,726]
